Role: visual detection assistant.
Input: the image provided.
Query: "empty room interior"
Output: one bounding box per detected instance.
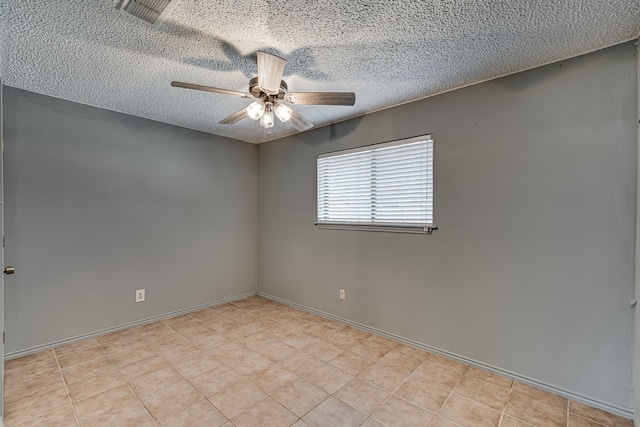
[1,1,640,426]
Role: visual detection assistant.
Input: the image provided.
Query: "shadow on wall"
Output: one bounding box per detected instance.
[286,115,365,149]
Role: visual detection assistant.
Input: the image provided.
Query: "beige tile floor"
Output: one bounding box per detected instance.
[3,296,633,427]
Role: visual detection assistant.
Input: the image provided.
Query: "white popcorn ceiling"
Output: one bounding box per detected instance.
[1,1,639,144]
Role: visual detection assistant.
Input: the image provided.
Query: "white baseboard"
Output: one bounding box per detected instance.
[4,292,257,360]
[257,292,634,420]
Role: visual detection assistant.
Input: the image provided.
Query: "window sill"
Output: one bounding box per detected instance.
[315,223,438,234]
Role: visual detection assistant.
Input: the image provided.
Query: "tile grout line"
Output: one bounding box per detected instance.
[97,339,159,427]
[353,348,398,425]
[109,334,163,426]
[380,348,430,425]
[8,345,109,426]
[165,315,237,421]
[124,383,160,427]
[166,315,277,425]
[388,351,438,425]
[428,364,469,427]
[248,316,333,424]
[51,349,82,427]
[497,386,566,426]
[274,321,330,422]
[356,349,437,427]
[431,366,517,427]
[497,379,515,426]
[97,339,158,426]
[100,328,183,425]
[250,311,347,423]
[130,325,205,425]
[158,308,309,425]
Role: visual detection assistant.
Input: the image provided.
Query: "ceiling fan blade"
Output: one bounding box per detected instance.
[171,81,250,98]
[289,108,314,132]
[219,107,249,124]
[257,51,286,95]
[285,92,356,106]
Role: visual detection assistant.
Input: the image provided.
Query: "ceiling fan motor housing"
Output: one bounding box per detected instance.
[249,77,288,101]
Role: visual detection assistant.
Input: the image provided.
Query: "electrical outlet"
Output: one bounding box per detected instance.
[339,289,346,300]
[136,289,145,303]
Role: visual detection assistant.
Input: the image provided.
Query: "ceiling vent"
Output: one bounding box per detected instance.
[117,0,180,27]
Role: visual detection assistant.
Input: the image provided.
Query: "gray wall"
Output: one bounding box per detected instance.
[3,87,258,354]
[258,42,638,410]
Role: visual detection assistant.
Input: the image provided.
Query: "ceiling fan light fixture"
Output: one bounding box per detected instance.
[247,100,266,120]
[273,102,293,122]
[260,103,275,128]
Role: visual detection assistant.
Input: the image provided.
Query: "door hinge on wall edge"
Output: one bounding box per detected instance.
[3,331,5,344]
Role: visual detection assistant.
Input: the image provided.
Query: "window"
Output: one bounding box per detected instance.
[317,135,434,233]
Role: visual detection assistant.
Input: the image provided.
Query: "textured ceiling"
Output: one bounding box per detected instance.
[1,1,639,144]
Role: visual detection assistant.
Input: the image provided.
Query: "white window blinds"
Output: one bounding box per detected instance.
[317,136,433,228]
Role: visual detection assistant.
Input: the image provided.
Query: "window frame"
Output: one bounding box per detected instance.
[316,135,436,234]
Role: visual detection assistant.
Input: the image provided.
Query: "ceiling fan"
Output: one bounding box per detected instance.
[171,51,356,132]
